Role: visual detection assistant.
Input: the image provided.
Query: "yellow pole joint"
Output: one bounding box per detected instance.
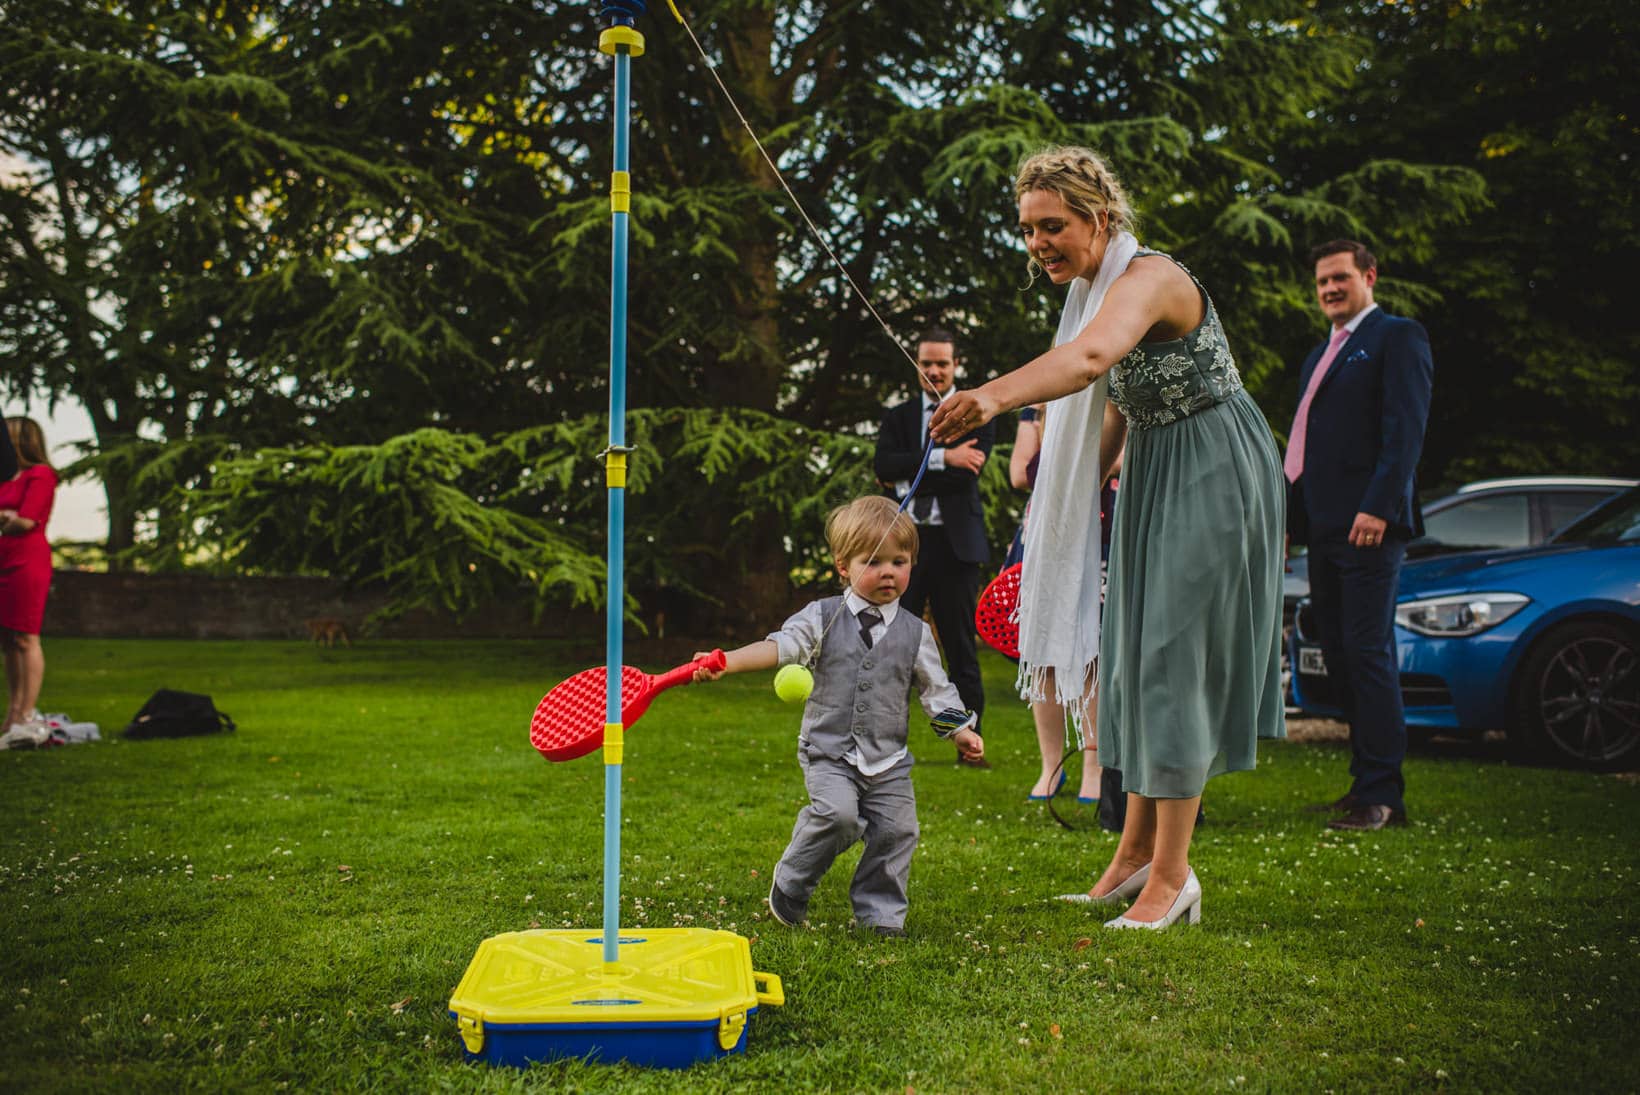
[610,170,631,215]
[605,449,628,488]
[603,722,625,765]
[598,26,645,57]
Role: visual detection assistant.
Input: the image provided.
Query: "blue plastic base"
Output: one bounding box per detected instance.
[447,928,780,1071]
[453,1012,755,1070]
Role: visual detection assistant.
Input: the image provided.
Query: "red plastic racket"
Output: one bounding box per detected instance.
[975,563,1022,659]
[529,649,728,762]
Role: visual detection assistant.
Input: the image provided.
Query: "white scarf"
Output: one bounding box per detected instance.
[1015,230,1139,731]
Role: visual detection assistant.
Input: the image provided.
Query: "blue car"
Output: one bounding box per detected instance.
[1279,476,1635,707]
[1290,485,1640,770]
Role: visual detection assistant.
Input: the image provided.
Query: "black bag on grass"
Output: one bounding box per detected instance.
[123,689,236,739]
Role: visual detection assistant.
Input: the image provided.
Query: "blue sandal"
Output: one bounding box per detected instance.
[1028,771,1068,802]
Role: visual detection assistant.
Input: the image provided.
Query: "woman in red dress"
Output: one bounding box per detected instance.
[0,417,57,743]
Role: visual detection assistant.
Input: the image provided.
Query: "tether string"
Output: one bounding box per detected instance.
[665,2,948,665]
[668,4,924,379]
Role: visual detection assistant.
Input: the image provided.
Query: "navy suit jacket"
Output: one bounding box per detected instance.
[1287,307,1433,543]
[874,397,995,565]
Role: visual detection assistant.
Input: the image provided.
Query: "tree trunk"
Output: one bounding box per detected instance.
[80,399,138,568]
[691,12,790,623]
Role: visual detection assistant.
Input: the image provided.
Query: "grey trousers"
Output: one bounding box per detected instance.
[773,753,920,930]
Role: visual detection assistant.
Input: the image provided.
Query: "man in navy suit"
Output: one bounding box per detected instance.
[875,328,995,764]
[1287,241,1433,831]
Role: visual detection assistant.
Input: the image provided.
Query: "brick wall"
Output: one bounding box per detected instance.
[43,571,599,640]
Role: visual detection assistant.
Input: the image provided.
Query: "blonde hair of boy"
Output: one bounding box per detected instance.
[825,495,919,569]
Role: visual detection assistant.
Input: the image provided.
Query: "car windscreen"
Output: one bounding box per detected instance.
[1553,486,1640,545]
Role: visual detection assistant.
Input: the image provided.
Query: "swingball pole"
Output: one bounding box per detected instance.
[448,5,786,1065]
[595,0,649,967]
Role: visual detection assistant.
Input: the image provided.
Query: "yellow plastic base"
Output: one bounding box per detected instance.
[449,927,782,1069]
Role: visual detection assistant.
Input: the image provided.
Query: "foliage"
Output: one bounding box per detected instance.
[127,410,951,625]
[1261,0,1640,483]
[2,638,1636,1091]
[154,428,608,622]
[9,0,1625,615]
[83,402,1025,626]
[0,0,591,552]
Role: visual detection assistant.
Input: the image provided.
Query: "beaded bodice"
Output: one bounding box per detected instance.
[1107,251,1244,430]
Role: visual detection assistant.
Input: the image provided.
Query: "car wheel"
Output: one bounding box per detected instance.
[1511,620,1640,771]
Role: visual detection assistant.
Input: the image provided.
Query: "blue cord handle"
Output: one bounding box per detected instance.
[897,434,938,516]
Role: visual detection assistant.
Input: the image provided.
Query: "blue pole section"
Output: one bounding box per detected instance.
[601,46,632,965]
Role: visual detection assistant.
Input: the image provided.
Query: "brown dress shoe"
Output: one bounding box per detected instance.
[1327,804,1408,831]
[1304,792,1360,814]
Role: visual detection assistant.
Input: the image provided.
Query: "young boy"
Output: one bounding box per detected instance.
[694,495,983,936]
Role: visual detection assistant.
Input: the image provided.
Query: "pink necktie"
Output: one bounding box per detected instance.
[1284,326,1352,483]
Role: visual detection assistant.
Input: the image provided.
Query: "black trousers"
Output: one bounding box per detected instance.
[1307,534,1408,812]
[900,524,985,734]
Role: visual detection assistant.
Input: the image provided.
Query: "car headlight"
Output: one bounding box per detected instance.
[1394,592,1530,637]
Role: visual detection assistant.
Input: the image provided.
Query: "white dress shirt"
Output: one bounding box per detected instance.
[1339,301,1378,336]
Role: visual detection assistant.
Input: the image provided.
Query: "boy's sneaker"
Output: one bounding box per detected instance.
[767,880,807,927]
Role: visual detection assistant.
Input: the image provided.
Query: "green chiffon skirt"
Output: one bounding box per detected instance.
[1096,389,1286,799]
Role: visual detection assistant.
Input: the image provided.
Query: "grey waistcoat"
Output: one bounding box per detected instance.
[799,596,922,768]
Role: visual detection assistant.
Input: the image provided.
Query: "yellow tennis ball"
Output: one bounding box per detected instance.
[774,664,814,703]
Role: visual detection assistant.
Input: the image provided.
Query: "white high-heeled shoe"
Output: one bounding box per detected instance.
[1055,862,1151,906]
[1104,868,1201,930]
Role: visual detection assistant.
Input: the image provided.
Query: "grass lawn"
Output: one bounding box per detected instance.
[2,638,1635,1092]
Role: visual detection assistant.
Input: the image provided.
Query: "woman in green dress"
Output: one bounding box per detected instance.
[931,147,1284,930]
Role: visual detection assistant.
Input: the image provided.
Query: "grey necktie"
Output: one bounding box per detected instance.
[857,606,882,648]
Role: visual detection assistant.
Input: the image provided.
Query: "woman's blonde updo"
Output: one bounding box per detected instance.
[1014,145,1137,239]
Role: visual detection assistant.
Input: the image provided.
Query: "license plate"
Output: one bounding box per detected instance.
[1299,646,1328,677]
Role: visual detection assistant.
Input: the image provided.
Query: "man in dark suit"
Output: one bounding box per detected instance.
[1287,240,1434,831]
[875,328,995,764]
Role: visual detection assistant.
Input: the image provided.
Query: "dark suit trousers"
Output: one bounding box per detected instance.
[900,524,985,734]
[1307,535,1407,811]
